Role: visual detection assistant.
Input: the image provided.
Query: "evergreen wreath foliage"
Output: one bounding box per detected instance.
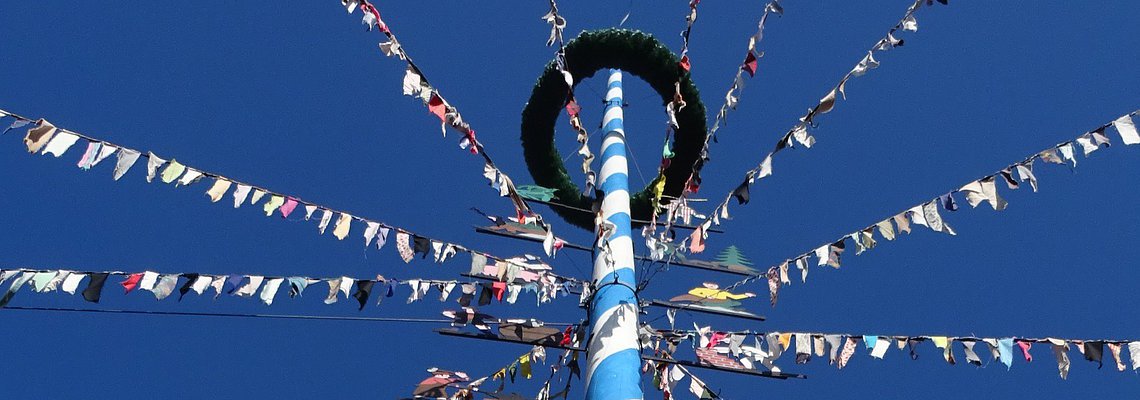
[521,29,708,231]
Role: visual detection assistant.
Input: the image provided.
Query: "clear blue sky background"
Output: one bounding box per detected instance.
[2,1,1138,398]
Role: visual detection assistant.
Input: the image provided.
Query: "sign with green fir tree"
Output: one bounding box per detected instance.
[713,245,754,268]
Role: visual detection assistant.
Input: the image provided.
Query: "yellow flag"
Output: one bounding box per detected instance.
[779,333,792,350]
[333,213,353,240]
[519,354,532,379]
[263,195,285,216]
[649,174,667,209]
[160,159,186,184]
[206,179,232,202]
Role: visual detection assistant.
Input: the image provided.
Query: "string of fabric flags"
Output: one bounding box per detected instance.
[437,318,731,399]
[701,0,782,145]
[651,0,783,254]
[337,0,559,255]
[658,326,1140,380]
[681,0,947,254]
[1,109,562,271]
[689,109,1140,309]
[487,347,577,400]
[0,264,581,310]
[541,0,600,197]
[660,0,710,185]
[676,1,700,74]
[414,347,581,400]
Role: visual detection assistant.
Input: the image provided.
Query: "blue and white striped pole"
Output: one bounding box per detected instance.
[585,69,643,400]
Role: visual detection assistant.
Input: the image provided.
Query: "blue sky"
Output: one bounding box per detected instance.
[2,1,1138,398]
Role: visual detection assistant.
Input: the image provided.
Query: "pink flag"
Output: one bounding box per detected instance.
[1017,340,1033,362]
[742,51,758,77]
[565,98,581,118]
[708,332,728,348]
[427,93,447,122]
[688,226,706,254]
[361,3,387,33]
[279,198,299,218]
[77,141,100,169]
[462,130,479,155]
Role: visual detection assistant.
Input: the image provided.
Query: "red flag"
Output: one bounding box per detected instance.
[427,93,447,122]
[679,55,691,72]
[120,273,143,294]
[685,174,701,193]
[708,332,728,348]
[463,130,479,154]
[742,51,758,77]
[563,328,579,346]
[491,281,506,302]
[361,3,388,33]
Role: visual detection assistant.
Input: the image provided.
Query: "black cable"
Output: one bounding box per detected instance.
[2,306,579,326]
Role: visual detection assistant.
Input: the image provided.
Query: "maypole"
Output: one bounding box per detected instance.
[584,70,643,400]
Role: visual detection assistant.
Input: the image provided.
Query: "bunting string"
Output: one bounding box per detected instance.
[660,326,1140,379]
[542,1,600,197]
[653,0,783,253]
[684,109,1139,308]
[673,327,1140,346]
[416,347,580,400]
[702,0,782,144]
[0,108,562,271]
[338,0,558,255]
[3,306,463,324]
[681,0,947,253]
[661,0,706,167]
[676,0,700,71]
[647,0,706,239]
[0,266,582,309]
[483,348,573,399]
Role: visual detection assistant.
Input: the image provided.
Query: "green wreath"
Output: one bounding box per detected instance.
[521,29,708,231]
